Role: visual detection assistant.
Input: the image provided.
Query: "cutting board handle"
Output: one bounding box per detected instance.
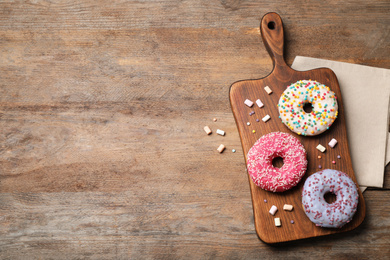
[260,12,293,76]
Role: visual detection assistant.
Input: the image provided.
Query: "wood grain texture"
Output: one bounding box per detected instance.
[0,0,389,258]
[229,12,365,243]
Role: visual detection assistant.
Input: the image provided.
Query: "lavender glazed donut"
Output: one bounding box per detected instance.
[302,169,359,228]
[246,132,307,192]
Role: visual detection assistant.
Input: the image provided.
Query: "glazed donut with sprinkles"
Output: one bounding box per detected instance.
[278,80,338,136]
[302,169,359,228]
[247,132,307,192]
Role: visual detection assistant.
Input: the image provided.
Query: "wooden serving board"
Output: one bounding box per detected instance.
[229,12,366,244]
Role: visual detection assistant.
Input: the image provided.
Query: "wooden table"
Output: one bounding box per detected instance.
[1,0,389,258]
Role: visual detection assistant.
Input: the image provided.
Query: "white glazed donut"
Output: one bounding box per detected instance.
[278,80,338,136]
[302,169,359,228]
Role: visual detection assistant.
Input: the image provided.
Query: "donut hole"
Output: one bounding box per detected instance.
[272,156,284,168]
[324,192,337,204]
[303,102,313,113]
[267,21,276,30]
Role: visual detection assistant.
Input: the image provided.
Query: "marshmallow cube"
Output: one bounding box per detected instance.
[216,129,225,136]
[262,115,271,122]
[269,205,278,215]
[204,126,212,135]
[217,144,225,153]
[316,144,326,153]
[264,86,273,94]
[283,204,294,211]
[256,99,264,108]
[328,138,338,148]
[244,99,254,107]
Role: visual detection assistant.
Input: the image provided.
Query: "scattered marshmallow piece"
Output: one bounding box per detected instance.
[216,129,225,136]
[328,138,338,148]
[264,86,273,94]
[274,218,281,227]
[217,144,225,153]
[213,118,217,122]
[262,115,271,122]
[283,204,293,211]
[244,99,254,107]
[256,99,264,108]
[316,144,326,153]
[269,205,278,215]
[204,126,212,135]
[246,122,250,126]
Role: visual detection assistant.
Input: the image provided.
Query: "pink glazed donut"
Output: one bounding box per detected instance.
[247,132,308,192]
[302,169,359,228]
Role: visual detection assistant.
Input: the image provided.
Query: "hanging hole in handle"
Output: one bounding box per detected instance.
[267,21,276,30]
